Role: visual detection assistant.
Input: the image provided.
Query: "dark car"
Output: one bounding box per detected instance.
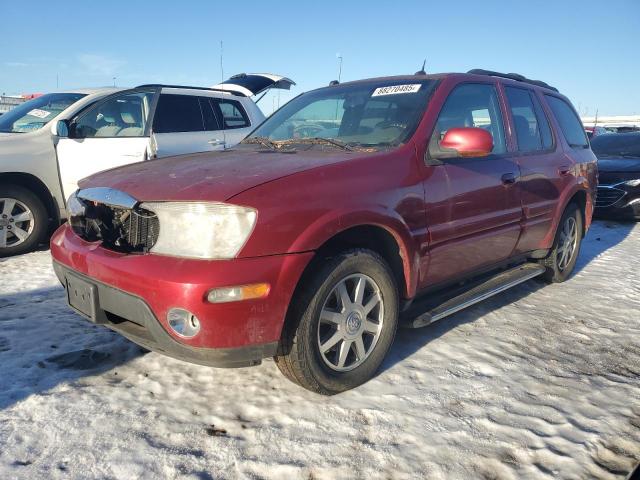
[592,132,640,220]
[51,70,597,394]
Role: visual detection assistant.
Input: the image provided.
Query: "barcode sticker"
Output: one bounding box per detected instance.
[372,84,421,97]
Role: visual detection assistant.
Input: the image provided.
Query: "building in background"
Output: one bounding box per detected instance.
[582,115,640,133]
[0,95,26,115]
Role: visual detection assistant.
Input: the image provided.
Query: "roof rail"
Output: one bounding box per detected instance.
[134,84,243,96]
[467,69,559,92]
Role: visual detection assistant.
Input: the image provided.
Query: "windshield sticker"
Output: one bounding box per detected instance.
[372,84,422,97]
[27,109,51,119]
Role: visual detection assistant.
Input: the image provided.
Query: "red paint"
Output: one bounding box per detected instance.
[440,127,494,157]
[51,72,597,354]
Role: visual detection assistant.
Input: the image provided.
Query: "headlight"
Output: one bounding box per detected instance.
[140,202,257,259]
[66,191,85,218]
[623,179,640,187]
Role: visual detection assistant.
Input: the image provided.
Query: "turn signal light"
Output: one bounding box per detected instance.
[206,283,270,304]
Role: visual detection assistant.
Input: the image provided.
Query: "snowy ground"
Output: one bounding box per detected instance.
[0,220,639,480]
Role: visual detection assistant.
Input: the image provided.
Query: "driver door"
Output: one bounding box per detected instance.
[422,82,523,288]
[56,90,155,200]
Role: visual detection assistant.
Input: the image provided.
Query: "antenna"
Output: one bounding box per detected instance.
[336,53,343,83]
[594,109,599,127]
[219,40,227,148]
[415,59,426,75]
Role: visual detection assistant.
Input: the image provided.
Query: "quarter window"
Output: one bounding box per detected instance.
[545,95,588,148]
[153,94,204,134]
[431,83,506,155]
[74,91,154,138]
[213,99,250,129]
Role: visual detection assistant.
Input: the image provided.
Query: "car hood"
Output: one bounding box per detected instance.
[597,157,640,173]
[79,146,360,203]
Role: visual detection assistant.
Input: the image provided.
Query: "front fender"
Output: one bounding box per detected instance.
[287,206,421,298]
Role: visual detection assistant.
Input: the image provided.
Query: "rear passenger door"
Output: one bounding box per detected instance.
[422,82,523,287]
[151,93,226,158]
[503,86,571,254]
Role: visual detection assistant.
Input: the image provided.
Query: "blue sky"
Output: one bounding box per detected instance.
[1,0,638,116]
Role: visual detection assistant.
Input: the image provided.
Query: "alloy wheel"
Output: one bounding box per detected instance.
[556,216,578,271]
[317,273,384,372]
[0,198,35,248]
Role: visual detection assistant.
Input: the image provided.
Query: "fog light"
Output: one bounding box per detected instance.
[167,308,201,338]
[207,283,270,304]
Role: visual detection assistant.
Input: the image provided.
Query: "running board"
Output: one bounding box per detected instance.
[403,263,546,328]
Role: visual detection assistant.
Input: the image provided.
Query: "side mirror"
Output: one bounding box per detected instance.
[54,119,70,138]
[429,127,493,160]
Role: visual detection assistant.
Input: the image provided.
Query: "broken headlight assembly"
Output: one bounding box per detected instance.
[140,202,257,260]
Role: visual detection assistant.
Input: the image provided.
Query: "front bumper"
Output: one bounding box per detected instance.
[51,224,314,367]
[594,186,640,220]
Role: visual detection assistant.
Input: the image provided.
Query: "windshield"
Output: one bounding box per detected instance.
[0,93,86,133]
[246,79,435,150]
[591,133,640,158]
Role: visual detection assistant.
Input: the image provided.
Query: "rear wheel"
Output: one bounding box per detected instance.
[275,249,399,395]
[0,185,48,257]
[540,203,583,283]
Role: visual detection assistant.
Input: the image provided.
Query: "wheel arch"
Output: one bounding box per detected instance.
[565,189,587,237]
[290,219,417,303]
[0,172,60,225]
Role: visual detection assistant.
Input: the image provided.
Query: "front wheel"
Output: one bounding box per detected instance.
[540,203,583,283]
[0,185,48,257]
[275,249,399,395]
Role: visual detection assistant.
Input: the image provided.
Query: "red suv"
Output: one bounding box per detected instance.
[51,70,597,394]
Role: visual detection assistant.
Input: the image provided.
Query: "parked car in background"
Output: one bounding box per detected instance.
[51,69,596,394]
[592,132,640,220]
[0,74,294,257]
[585,125,608,139]
[0,88,119,256]
[603,125,640,134]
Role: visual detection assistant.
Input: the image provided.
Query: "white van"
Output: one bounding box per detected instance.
[0,74,294,256]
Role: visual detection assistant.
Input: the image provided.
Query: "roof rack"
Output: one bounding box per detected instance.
[134,84,243,96]
[467,69,559,92]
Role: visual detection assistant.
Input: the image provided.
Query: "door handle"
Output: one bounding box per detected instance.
[501,173,517,185]
[558,166,571,176]
[208,138,226,146]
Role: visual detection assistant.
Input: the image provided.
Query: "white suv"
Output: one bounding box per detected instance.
[0,74,294,257]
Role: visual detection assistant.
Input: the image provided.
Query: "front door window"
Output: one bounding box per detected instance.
[74,91,154,138]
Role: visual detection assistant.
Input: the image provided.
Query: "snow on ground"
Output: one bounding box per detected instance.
[0,220,639,480]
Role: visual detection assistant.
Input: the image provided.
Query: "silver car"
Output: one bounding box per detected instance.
[0,74,294,256]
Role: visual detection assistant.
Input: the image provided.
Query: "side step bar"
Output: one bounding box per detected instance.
[403,263,546,329]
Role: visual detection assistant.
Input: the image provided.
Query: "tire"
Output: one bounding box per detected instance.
[275,249,399,395]
[540,203,583,283]
[0,184,48,257]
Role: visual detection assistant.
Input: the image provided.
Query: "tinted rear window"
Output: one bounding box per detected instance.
[200,98,222,131]
[212,99,250,129]
[505,87,543,152]
[153,94,204,133]
[545,95,588,148]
